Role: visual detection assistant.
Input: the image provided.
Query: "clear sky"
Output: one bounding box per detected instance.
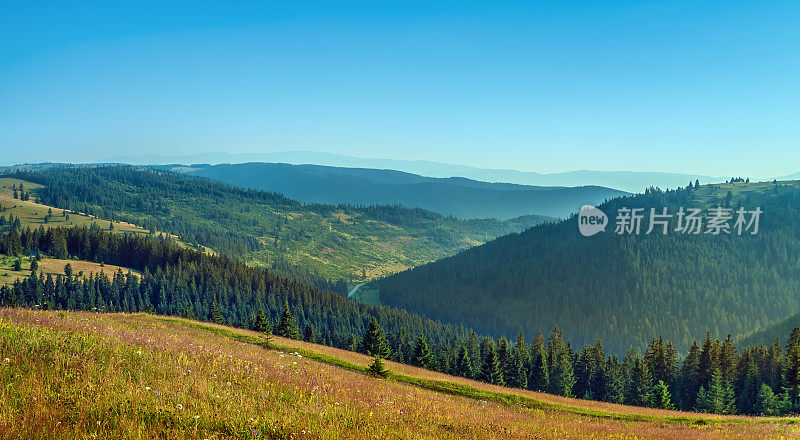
[1,1,798,176]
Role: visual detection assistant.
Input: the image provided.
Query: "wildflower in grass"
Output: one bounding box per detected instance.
[227,381,231,386]
[194,415,200,419]
[2,358,9,364]
[176,404,183,410]
[145,386,150,390]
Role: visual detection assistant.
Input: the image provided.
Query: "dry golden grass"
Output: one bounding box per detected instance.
[0,177,149,235]
[0,257,139,287]
[37,258,141,279]
[1,308,799,440]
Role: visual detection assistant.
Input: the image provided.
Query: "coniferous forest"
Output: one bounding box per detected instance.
[377,181,800,354]
[3,225,800,416]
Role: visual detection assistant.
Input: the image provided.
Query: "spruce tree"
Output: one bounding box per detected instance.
[529,331,549,391]
[785,326,800,411]
[480,338,504,386]
[678,341,701,410]
[361,317,390,358]
[625,357,652,407]
[604,355,625,404]
[456,345,472,378]
[737,352,760,414]
[368,356,389,378]
[497,337,513,386]
[652,380,674,409]
[254,307,271,334]
[754,384,779,416]
[304,324,315,343]
[547,326,574,396]
[412,335,432,369]
[210,299,223,324]
[695,369,735,414]
[275,304,299,339]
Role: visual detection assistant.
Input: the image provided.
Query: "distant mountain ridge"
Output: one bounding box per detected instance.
[103,150,717,193]
[165,162,627,220]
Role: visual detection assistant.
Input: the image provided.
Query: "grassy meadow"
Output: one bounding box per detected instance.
[2,308,799,439]
[0,255,139,287]
[0,177,147,234]
[0,177,211,254]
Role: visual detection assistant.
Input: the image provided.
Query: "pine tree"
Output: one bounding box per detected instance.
[625,357,652,407]
[467,331,480,376]
[695,369,735,414]
[678,341,701,410]
[652,380,674,409]
[254,307,271,334]
[210,299,223,324]
[719,334,737,383]
[547,326,574,396]
[736,351,760,414]
[529,331,549,391]
[361,317,390,358]
[275,304,299,339]
[604,355,625,404]
[508,330,529,388]
[785,326,800,412]
[412,335,432,369]
[304,324,315,343]
[754,384,779,416]
[698,333,718,389]
[367,356,389,378]
[456,345,472,378]
[480,338,504,386]
[497,337,513,386]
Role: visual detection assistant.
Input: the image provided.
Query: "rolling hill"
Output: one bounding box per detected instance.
[4,166,552,283]
[2,308,797,439]
[374,179,800,353]
[169,162,627,220]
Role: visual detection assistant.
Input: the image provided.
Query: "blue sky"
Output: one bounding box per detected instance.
[1,1,798,176]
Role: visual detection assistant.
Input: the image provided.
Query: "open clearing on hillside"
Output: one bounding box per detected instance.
[0,256,139,286]
[0,177,212,255]
[0,177,148,235]
[2,309,799,439]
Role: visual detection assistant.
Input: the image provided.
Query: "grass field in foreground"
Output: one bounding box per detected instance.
[1,309,799,439]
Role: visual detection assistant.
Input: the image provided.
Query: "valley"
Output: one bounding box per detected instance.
[7,166,552,284]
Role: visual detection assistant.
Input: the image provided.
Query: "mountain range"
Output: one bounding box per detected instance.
[163,162,627,220]
[103,150,717,193]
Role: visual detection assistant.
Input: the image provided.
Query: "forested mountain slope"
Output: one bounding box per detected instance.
[375,180,800,354]
[174,162,627,219]
[5,166,550,282]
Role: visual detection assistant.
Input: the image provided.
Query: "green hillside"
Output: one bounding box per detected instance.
[5,166,551,284]
[375,179,800,353]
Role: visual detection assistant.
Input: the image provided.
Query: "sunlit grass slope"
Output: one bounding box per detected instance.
[2,308,799,439]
